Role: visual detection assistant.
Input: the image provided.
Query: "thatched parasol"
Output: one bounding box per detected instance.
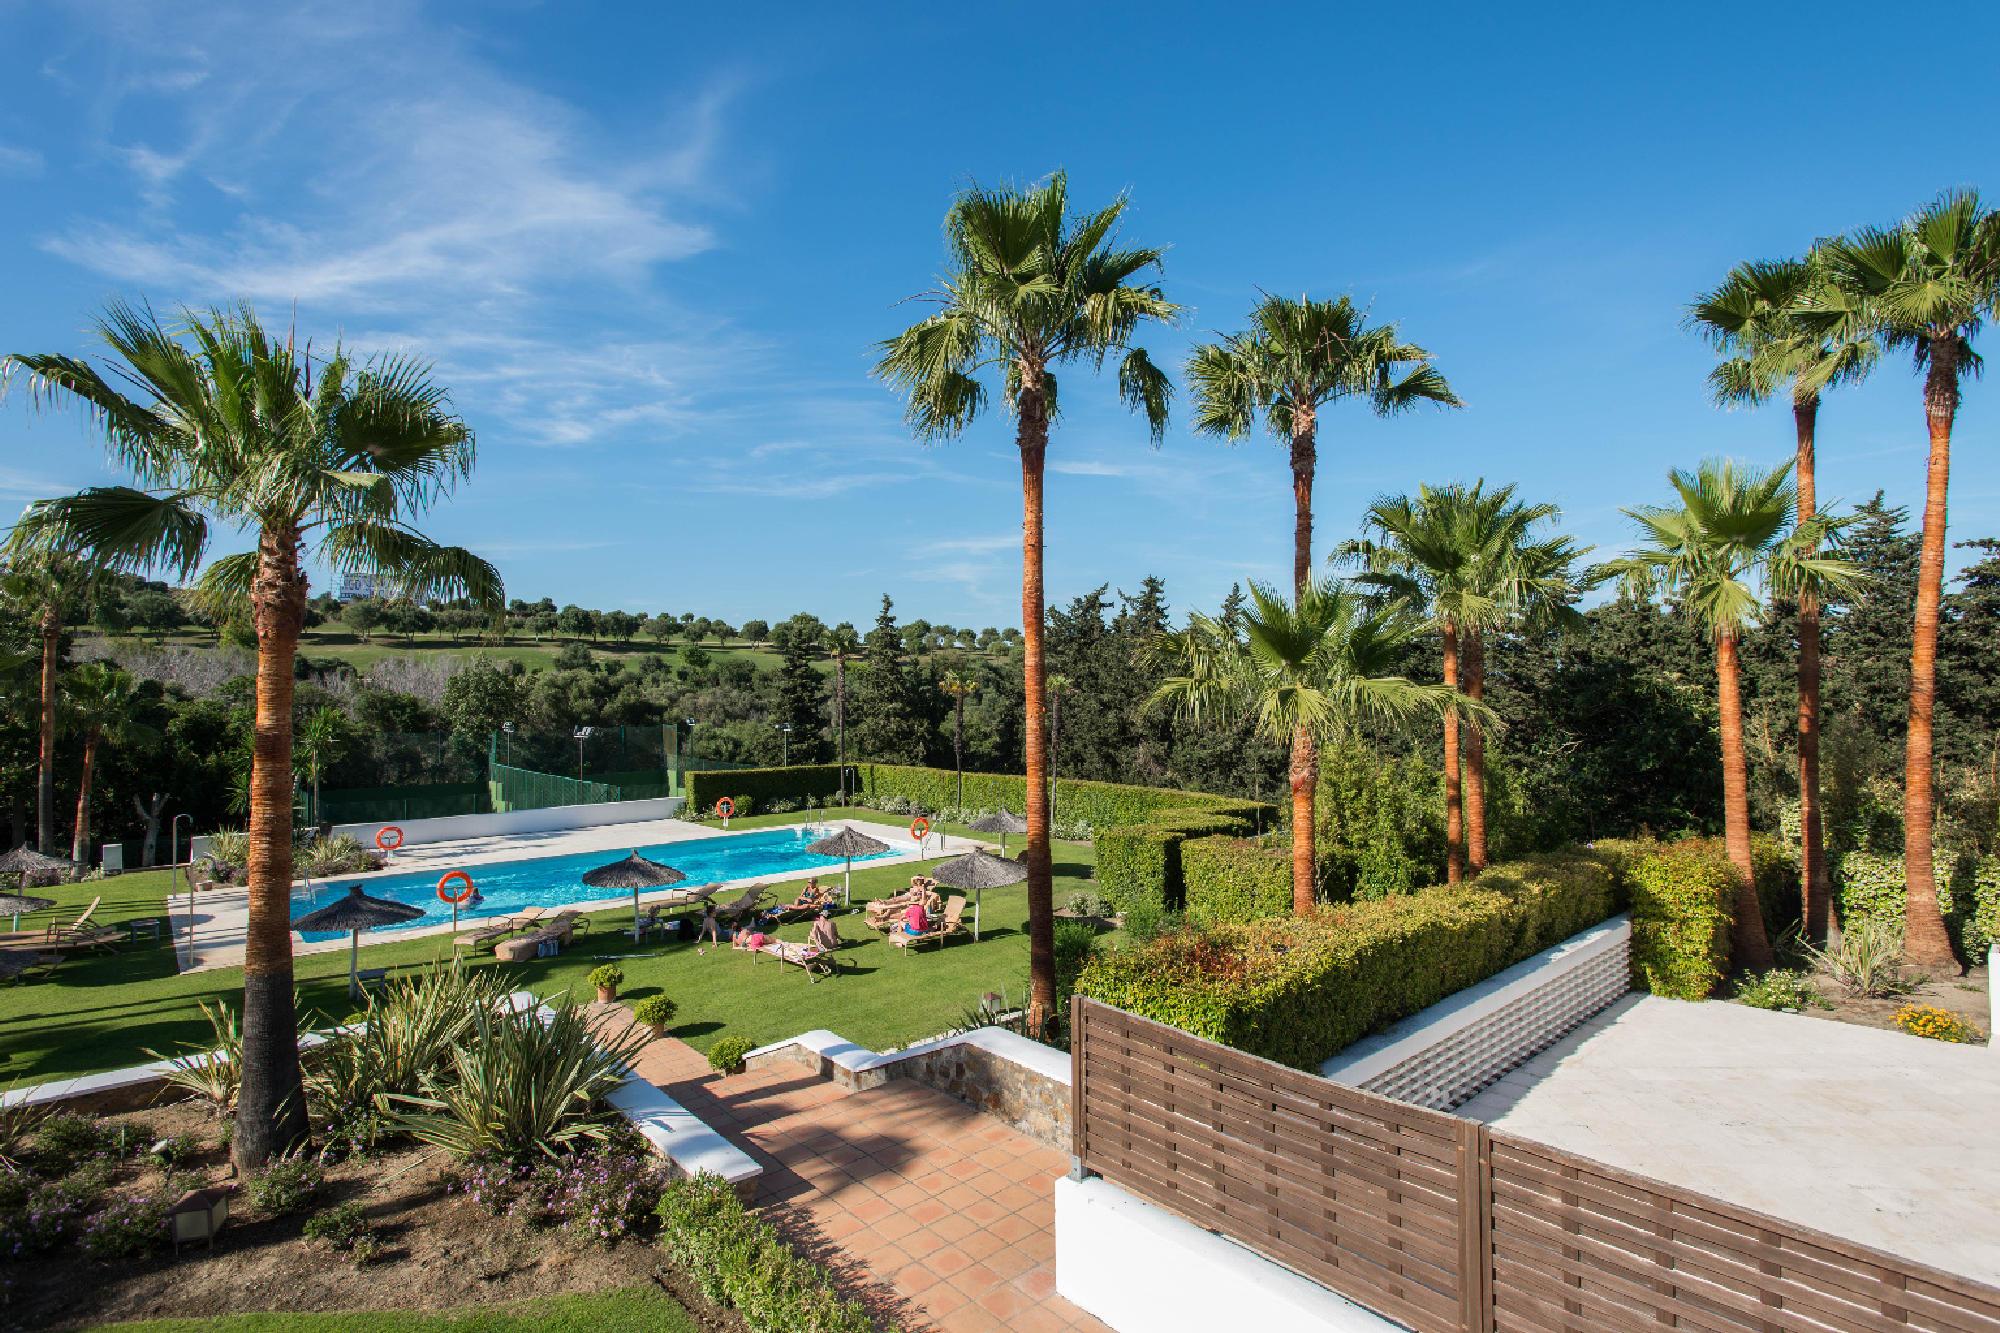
[582,851,686,941]
[927,849,1027,942]
[0,893,55,931]
[806,825,891,906]
[292,884,423,999]
[966,810,1028,858]
[0,846,72,885]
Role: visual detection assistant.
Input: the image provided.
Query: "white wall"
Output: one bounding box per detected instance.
[330,796,685,848]
[1055,1177,1405,1333]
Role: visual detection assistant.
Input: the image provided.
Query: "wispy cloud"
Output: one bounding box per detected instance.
[0,145,43,175]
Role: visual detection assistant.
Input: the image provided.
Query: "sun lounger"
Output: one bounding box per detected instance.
[453,907,552,951]
[43,925,123,952]
[715,886,769,928]
[757,939,836,981]
[890,895,966,951]
[42,896,101,941]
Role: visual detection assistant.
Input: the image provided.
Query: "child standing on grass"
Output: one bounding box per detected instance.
[695,899,721,953]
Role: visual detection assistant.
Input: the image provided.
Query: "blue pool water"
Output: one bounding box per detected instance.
[291,825,897,940]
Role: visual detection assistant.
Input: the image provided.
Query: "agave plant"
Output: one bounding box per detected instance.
[384,996,647,1161]
[298,834,372,878]
[143,998,243,1115]
[306,963,509,1149]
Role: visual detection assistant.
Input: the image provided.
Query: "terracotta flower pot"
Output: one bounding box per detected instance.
[596,984,617,1003]
[647,1022,667,1040]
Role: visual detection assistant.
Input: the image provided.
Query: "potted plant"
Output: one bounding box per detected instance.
[588,963,624,1004]
[632,994,678,1040]
[707,1035,754,1077]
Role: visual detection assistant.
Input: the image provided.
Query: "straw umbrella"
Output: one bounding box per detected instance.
[0,893,54,931]
[0,846,72,886]
[965,810,1028,859]
[581,851,686,942]
[806,826,890,906]
[291,884,423,1001]
[927,848,1026,942]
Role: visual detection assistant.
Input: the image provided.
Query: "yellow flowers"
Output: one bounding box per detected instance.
[1891,1004,1984,1044]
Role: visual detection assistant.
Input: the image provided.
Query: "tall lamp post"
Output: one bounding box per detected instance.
[573,725,594,782]
[776,723,792,766]
[172,812,194,967]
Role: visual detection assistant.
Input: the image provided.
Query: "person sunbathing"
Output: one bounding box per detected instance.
[808,908,839,953]
[732,925,770,952]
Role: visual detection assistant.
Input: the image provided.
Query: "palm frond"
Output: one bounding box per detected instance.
[320,522,503,609]
[5,487,208,581]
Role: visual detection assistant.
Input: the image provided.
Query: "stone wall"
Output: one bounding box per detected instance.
[886,1036,1070,1149]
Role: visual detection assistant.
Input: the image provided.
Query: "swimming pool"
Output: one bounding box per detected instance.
[291,825,898,941]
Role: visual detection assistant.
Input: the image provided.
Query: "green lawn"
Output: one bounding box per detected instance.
[0,808,1098,1085]
[100,1285,699,1331]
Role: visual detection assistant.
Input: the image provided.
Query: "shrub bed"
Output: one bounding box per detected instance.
[1096,809,1263,914]
[853,763,1274,837]
[1834,850,1998,959]
[1075,851,1620,1070]
[655,1173,887,1332]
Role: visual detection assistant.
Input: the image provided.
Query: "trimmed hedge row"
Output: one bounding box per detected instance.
[1074,850,1621,1070]
[1095,809,1265,914]
[1182,837,1293,924]
[1835,850,2000,959]
[655,1174,885,1332]
[1591,835,1802,1000]
[685,764,844,815]
[853,763,1275,835]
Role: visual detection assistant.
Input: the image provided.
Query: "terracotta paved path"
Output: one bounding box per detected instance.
[613,1018,1108,1333]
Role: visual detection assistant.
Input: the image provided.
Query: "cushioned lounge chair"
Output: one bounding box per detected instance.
[757,939,837,981]
[889,895,966,951]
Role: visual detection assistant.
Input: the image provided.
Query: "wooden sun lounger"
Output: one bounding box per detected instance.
[757,939,836,981]
[715,886,769,927]
[453,906,551,950]
[43,925,123,953]
[889,895,966,951]
[42,896,101,941]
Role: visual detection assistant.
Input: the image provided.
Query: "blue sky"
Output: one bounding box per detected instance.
[2,1,1997,630]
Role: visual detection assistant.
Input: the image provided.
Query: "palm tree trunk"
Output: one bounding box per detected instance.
[134,792,166,868]
[1793,394,1829,942]
[234,524,311,1169]
[36,605,59,855]
[1017,371,1056,1037]
[1464,630,1489,873]
[1289,404,1318,593]
[1901,344,1960,970]
[1289,728,1319,914]
[70,728,101,866]
[1716,628,1774,972]
[1441,623,1464,884]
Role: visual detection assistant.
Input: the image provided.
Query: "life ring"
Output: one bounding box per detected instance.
[376,826,405,852]
[715,797,735,819]
[436,871,475,905]
[909,816,931,842]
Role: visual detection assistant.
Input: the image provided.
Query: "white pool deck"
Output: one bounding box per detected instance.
[1457,993,2000,1287]
[168,816,982,972]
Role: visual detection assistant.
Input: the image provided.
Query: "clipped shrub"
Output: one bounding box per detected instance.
[1835,851,1999,960]
[656,1174,882,1333]
[852,763,1274,838]
[588,964,624,994]
[685,765,844,817]
[707,1036,754,1075]
[1096,808,1261,915]
[632,995,678,1032]
[1748,835,1802,943]
[1598,838,1736,1000]
[1077,851,1617,1071]
[1183,837,1293,924]
[1052,920,1102,1032]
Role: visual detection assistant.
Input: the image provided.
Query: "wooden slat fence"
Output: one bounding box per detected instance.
[1071,998,2000,1333]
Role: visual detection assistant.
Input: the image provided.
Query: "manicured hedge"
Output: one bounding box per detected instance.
[1596,837,1735,1000]
[1096,809,1263,914]
[1835,850,2000,959]
[1182,837,1293,924]
[685,765,844,816]
[854,763,1275,835]
[655,1174,884,1332]
[1074,851,1621,1070]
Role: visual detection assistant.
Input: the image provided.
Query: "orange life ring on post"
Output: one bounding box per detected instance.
[715,797,735,819]
[376,826,405,852]
[909,816,931,842]
[436,871,475,905]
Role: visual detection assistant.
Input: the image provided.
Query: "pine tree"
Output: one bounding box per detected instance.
[1822,493,1920,747]
[849,596,927,762]
[773,618,828,762]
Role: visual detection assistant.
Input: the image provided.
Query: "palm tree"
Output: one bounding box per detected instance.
[938,669,977,808]
[877,173,1177,1035]
[1608,459,1858,973]
[1187,294,1459,592]
[2,553,108,854]
[827,623,860,803]
[63,662,154,865]
[3,302,500,1166]
[1151,579,1468,914]
[1689,251,1877,941]
[1345,482,1580,880]
[1818,191,2000,970]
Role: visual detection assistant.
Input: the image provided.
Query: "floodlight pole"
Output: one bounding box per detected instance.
[172,812,194,968]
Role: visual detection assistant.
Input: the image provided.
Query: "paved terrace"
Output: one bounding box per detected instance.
[1458,993,2000,1287]
[171,817,981,971]
[603,1013,1108,1333]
